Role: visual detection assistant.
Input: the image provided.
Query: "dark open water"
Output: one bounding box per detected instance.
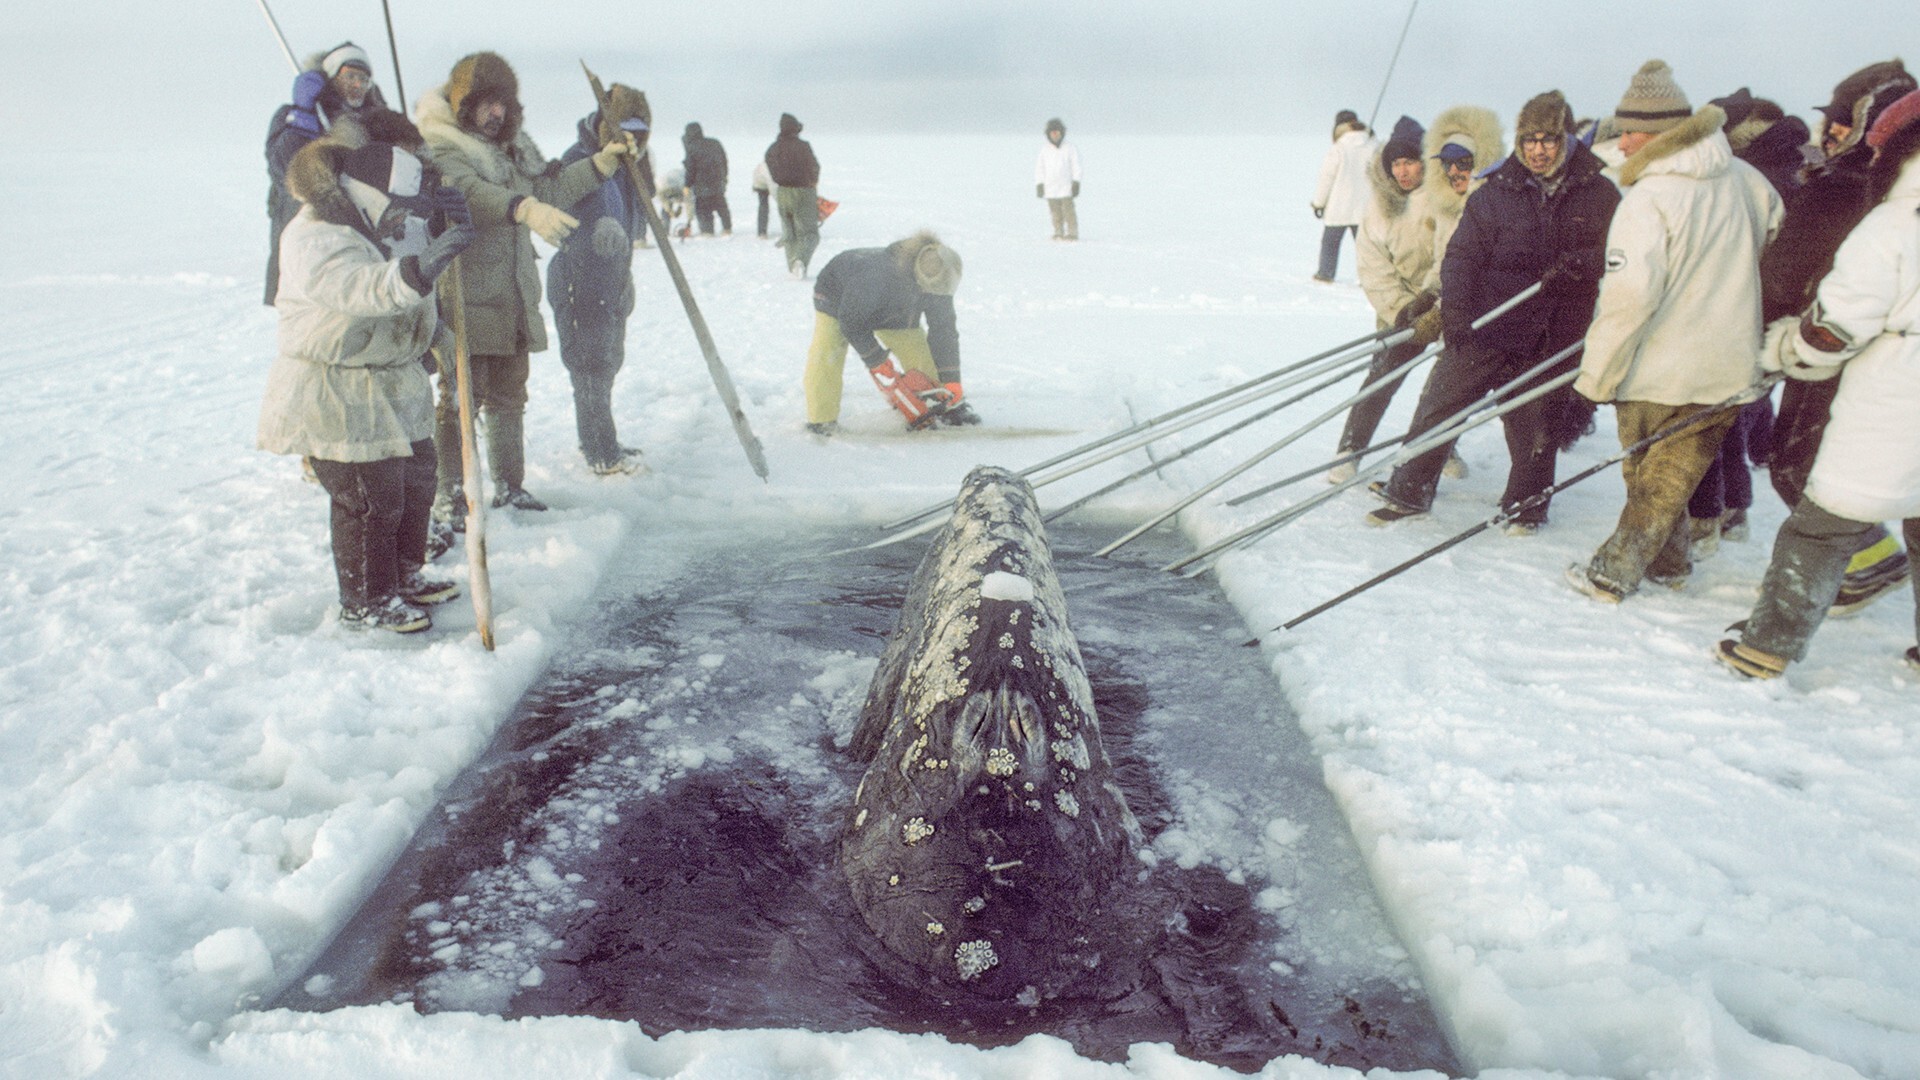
[279,522,1459,1075]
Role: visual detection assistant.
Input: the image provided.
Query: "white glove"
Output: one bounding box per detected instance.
[515,198,579,245]
[591,133,636,178]
[1756,316,1796,374]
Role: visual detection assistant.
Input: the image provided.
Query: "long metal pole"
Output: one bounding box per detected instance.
[1257,376,1783,638]
[1366,0,1421,132]
[1163,342,1585,575]
[1092,342,1441,558]
[878,326,1407,533]
[255,0,299,72]
[380,0,408,113]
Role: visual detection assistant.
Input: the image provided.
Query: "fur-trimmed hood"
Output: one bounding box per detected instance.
[1366,149,1417,218]
[1421,105,1505,217]
[415,81,551,187]
[888,230,963,294]
[444,51,523,146]
[286,113,425,232]
[1619,105,1729,187]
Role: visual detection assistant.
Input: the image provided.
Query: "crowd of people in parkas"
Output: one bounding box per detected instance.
[255,43,1920,686]
[1322,57,1920,681]
[256,44,1004,633]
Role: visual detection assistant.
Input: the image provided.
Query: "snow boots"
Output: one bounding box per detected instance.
[341,595,431,634]
[1831,538,1911,617]
[1714,638,1787,680]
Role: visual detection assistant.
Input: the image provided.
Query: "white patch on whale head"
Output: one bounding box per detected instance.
[1054,791,1081,818]
[986,748,1017,776]
[990,568,1036,599]
[903,817,934,844]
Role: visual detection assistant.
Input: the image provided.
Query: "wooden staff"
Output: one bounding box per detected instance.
[441,261,495,650]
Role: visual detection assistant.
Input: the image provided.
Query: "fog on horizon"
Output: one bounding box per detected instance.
[12,1,1919,146]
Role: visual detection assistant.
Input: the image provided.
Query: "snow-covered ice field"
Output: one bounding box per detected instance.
[3,114,1918,1080]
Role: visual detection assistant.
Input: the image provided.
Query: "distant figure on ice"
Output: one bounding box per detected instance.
[1035,117,1082,240]
[415,51,633,523]
[1565,61,1781,604]
[1366,90,1619,531]
[257,115,472,632]
[550,84,654,477]
[657,165,691,239]
[1717,90,1920,679]
[264,42,390,306]
[751,159,773,238]
[1309,109,1375,282]
[766,113,822,277]
[803,231,978,435]
[682,122,732,236]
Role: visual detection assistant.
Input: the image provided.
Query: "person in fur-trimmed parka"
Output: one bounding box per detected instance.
[1333,116,1434,468]
[1370,90,1619,530]
[1760,59,1918,614]
[1421,105,1505,292]
[1568,62,1782,603]
[258,114,474,632]
[264,43,391,306]
[414,51,632,516]
[803,232,972,434]
[1719,90,1920,678]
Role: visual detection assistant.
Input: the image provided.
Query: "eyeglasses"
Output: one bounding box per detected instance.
[1520,134,1563,149]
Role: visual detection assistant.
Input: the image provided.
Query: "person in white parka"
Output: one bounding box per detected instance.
[1720,88,1920,678]
[1035,117,1082,240]
[1310,109,1377,281]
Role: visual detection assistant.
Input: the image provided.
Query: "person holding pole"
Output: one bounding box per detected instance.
[414,51,633,523]
[1367,90,1619,531]
[264,42,390,306]
[550,84,655,476]
[256,114,474,632]
[1718,90,1920,678]
[1565,61,1782,604]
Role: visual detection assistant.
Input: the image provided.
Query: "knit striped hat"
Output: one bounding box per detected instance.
[1616,60,1691,134]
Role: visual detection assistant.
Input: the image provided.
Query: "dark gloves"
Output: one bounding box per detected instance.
[1071,180,1080,198]
[1543,248,1605,289]
[427,186,470,238]
[1311,204,1325,219]
[403,222,477,294]
[1394,290,1439,329]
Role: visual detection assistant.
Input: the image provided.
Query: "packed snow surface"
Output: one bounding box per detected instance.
[2,123,1917,1080]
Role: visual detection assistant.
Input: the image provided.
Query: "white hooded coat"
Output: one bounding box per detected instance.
[1789,151,1920,522]
[1576,107,1783,405]
[1313,126,1378,228]
[1035,137,1082,198]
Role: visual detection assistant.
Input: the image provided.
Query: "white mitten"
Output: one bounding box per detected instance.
[515,198,579,245]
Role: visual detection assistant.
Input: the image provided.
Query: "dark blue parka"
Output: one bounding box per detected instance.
[813,242,960,381]
[1441,142,1620,362]
[547,113,650,332]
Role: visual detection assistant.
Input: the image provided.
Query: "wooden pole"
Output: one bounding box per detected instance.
[441,261,495,650]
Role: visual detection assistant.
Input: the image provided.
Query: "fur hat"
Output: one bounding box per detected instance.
[595,83,652,148]
[897,231,963,295]
[1819,59,1915,124]
[1382,115,1425,165]
[321,42,372,80]
[1045,117,1066,135]
[1615,60,1692,135]
[446,51,522,143]
[1517,90,1576,137]
[286,115,420,229]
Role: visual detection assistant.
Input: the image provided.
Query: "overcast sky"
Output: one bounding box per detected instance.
[12,2,1920,145]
